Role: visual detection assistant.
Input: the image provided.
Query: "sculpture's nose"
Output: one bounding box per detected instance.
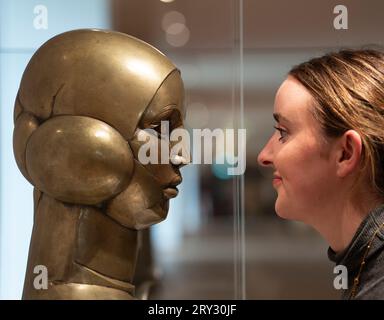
[171,154,190,168]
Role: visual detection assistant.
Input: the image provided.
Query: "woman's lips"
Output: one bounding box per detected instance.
[272,176,282,186]
[272,174,282,186]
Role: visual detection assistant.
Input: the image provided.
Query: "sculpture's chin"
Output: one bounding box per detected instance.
[106,197,169,230]
[134,199,170,230]
[105,162,172,230]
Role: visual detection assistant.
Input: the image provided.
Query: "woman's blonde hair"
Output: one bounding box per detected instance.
[289,49,384,195]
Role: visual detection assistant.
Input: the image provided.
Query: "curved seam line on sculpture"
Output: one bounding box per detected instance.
[34,189,43,223]
[18,84,64,179]
[74,260,135,288]
[131,67,178,141]
[14,93,32,180]
[18,114,38,181]
[14,93,24,122]
[72,260,135,291]
[49,280,128,290]
[17,92,48,123]
[49,279,134,295]
[49,83,65,118]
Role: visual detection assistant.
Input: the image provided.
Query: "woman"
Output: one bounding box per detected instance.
[258,49,384,299]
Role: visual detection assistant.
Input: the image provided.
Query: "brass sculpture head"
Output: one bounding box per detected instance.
[13,29,187,230]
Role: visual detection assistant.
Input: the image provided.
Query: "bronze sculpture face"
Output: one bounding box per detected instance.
[13,29,187,299]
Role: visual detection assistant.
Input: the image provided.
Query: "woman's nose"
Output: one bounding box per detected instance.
[257,138,274,167]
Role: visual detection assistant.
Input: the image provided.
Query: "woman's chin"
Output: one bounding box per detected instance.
[275,200,293,220]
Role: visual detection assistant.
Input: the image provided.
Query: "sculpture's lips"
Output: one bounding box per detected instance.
[163,187,179,199]
[163,175,182,199]
[170,175,182,185]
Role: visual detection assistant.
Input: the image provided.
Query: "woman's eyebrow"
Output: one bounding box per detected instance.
[273,113,291,125]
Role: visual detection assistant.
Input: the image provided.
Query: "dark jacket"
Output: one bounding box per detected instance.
[328,204,384,300]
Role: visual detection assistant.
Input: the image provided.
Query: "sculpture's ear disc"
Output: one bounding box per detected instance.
[25,115,134,205]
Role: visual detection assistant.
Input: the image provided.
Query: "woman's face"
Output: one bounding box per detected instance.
[258,76,339,224]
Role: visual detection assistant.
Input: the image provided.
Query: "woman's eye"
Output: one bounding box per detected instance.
[273,125,288,141]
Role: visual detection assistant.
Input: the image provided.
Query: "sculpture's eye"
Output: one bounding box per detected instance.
[143,106,182,139]
[149,122,163,138]
[167,108,183,129]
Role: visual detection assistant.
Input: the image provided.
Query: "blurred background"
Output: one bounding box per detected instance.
[1,0,383,299]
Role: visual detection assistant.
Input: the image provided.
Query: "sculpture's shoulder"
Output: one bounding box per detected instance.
[23,283,135,300]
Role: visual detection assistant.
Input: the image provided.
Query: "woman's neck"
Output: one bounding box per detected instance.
[313,192,383,253]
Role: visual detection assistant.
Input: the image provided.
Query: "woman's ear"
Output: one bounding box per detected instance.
[335,130,363,178]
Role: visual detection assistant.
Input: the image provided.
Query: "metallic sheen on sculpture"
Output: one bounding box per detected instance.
[13,29,187,299]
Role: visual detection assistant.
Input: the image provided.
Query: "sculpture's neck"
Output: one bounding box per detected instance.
[23,191,138,299]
